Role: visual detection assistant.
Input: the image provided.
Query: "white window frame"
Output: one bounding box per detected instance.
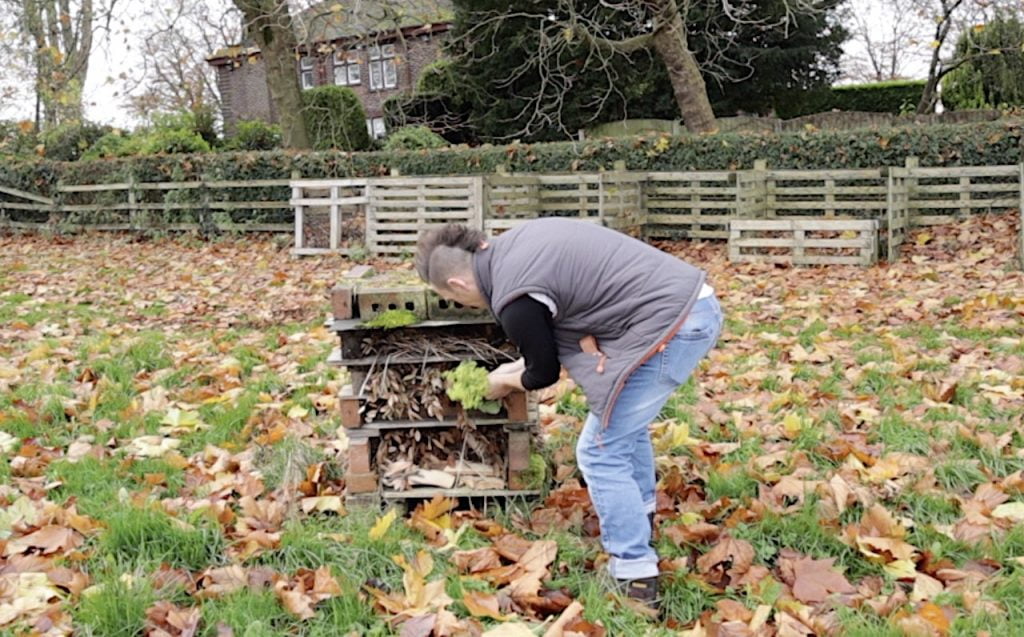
[367,117,386,140]
[333,50,361,86]
[368,43,397,90]
[300,56,316,90]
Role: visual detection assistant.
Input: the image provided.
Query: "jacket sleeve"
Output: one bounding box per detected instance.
[498,295,561,390]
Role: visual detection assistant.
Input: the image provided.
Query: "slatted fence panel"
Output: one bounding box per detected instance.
[895,164,1022,225]
[729,218,879,266]
[366,176,482,255]
[290,179,367,254]
[763,169,888,220]
[644,171,737,239]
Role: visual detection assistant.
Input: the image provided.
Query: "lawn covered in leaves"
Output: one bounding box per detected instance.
[0,214,1022,637]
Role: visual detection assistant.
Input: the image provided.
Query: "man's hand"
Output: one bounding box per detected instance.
[486,361,525,400]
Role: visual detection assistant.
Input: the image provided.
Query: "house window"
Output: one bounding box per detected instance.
[333,50,361,86]
[366,117,386,139]
[368,44,397,90]
[300,56,316,90]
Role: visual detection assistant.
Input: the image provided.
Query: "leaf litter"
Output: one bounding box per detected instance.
[0,213,1021,633]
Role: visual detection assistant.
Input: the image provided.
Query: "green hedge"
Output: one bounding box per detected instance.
[777,80,927,119]
[3,120,1022,199]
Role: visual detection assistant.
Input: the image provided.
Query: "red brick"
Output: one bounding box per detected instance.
[347,440,372,474]
[339,385,363,428]
[330,285,353,320]
[345,471,378,494]
[507,431,531,472]
[504,391,529,422]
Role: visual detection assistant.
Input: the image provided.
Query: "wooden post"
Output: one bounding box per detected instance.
[291,169,304,252]
[127,171,138,232]
[200,174,213,236]
[958,175,971,220]
[472,176,485,232]
[886,171,898,263]
[50,181,64,235]
[691,178,701,235]
[1019,163,1024,271]
[329,185,340,251]
[905,157,919,226]
[824,178,835,217]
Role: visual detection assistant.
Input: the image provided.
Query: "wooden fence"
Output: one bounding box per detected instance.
[2,158,1022,268]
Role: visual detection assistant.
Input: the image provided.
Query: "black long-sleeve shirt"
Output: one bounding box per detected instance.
[498,295,561,390]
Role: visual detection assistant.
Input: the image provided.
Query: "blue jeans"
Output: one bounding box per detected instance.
[576,294,724,580]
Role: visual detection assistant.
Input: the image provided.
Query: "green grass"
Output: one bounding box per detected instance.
[729,499,879,579]
[705,468,759,502]
[97,506,227,571]
[74,575,154,637]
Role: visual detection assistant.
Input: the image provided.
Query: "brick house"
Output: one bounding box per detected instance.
[206,1,451,139]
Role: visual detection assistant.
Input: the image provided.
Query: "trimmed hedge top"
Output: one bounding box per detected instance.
[2,120,1022,196]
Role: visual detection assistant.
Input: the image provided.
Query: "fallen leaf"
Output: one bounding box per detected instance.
[463,590,513,621]
[369,508,398,541]
[789,557,856,603]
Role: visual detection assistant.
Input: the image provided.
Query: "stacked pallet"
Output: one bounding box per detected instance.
[327,269,540,503]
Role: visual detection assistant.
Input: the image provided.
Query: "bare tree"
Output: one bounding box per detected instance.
[2,0,119,130]
[232,0,310,148]
[842,0,925,82]
[124,0,241,126]
[452,0,835,137]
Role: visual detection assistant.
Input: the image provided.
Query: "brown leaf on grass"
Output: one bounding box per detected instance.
[46,567,90,596]
[399,613,436,637]
[452,547,502,574]
[696,537,755,587]
[493,534,534,562]
[3,525,82,557]
[663,522,720,546]
[715,599,753,623]
[273,568,342,621]
[144,601,201,637]
[506,540,557,600]
[463,590,513,621]
[195,566,249,600]
[787,556,856,603]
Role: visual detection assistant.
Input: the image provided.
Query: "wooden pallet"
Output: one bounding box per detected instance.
[728,218,880,266]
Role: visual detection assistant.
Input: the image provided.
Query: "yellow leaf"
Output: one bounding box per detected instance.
[840,230,857,239]
[930,40,941,48]
[915,232,932,246]
[782,413,805,439]
[287,405,309,419]
[883,559,918,579]
[991,502,1024,522]
[679,511,703,525]
[562,27,574,43]
[369,508,397,541]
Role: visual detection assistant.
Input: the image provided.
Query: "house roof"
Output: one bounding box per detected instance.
[207,1,452,64]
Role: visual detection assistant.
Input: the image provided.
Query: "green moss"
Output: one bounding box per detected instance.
[362,309,419,329]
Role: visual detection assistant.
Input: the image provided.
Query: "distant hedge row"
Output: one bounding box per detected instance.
[2,120,1022,197]
[777,80,927,119]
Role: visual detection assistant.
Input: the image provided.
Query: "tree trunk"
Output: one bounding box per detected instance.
[20,0,91,129]
[233,0,311,149]
[650,0,717,134]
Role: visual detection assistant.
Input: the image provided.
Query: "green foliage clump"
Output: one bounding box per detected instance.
[363,309,419,329]
[82,130,141,159]
[139,128,211,155]
[383,126,447,151]
[225,120,282,151]
[42,121,111,161]
[942,12,1024,110]
[302,85,372,151]
[444,361,500,413]
[0,119,39,158]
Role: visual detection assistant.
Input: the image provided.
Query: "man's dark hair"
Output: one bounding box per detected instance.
[415,224,486,288]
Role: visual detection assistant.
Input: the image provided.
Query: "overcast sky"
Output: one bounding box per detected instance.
[1,0,932,128]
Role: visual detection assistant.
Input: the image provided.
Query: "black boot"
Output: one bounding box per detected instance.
[648,511,656,543]
[620,575,659,609]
